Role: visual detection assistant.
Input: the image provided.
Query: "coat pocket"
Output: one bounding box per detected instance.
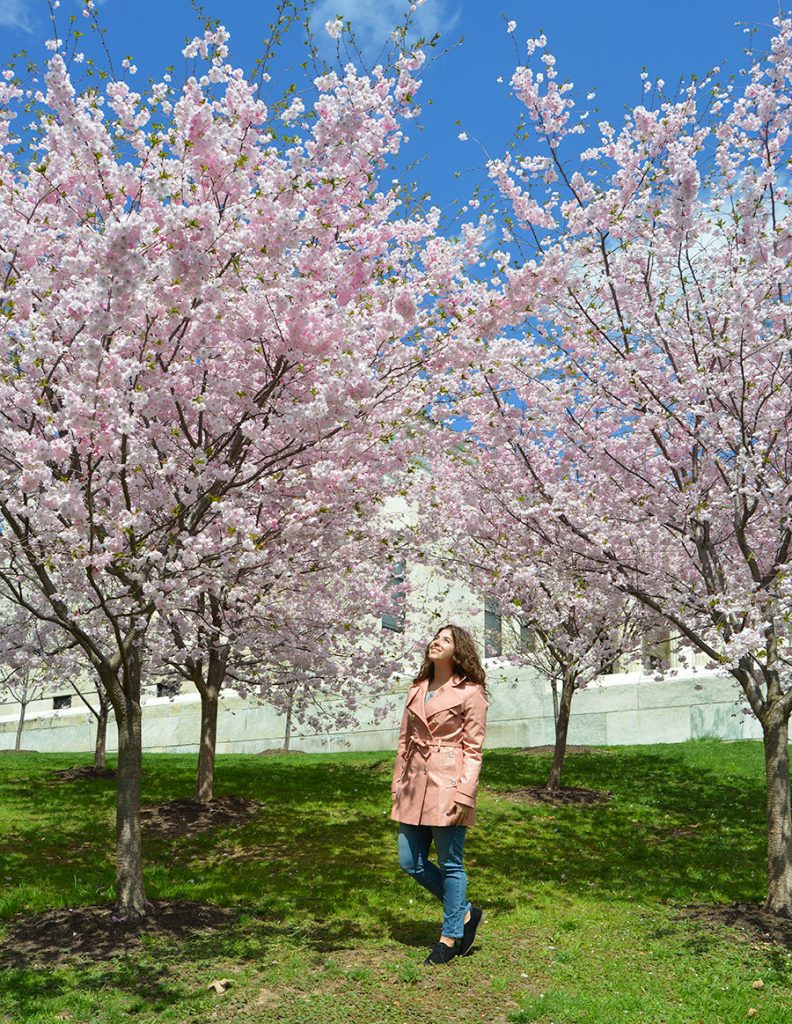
[438,747,463,784]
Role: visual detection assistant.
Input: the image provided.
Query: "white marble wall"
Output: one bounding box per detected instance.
[0,666,762,755]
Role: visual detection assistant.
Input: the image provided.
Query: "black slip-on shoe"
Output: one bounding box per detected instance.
[423,941,459,966]
[459,906,483,956]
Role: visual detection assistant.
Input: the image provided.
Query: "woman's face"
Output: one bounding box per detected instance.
[428,628,455,665]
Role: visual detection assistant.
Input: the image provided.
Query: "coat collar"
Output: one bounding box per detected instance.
[407,673,467,726]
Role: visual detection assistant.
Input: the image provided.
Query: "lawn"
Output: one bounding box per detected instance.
[1,739,791,1024]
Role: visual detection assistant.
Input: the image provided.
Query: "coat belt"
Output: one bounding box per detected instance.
[405,737,463,764]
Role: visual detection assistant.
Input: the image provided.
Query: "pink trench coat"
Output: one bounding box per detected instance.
[390,674,489,827]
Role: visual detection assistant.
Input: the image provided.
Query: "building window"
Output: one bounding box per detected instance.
[53,694,72,710]
[520,620,535,651]
[642,633,671,672]
[485,599,502,658]
[382,560,406,633]
[157,681,181,699]
[595,632,620,675]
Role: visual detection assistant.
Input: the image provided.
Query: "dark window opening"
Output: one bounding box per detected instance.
[53,694,72,710]
[642,633,671,672]
[485,599,502,658]
[382,560,406,633]
[519,620,536,651]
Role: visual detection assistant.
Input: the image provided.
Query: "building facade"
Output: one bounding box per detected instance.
[0,552,759,755]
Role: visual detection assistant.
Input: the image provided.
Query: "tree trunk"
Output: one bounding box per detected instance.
[15,699,27,751]
[194,643,229,804]
[762,709,792,916]
[284,698,293,752]
[546,670,576,794]
[108,651,151,921]
[196,683,219,804]
[94,702,108,771]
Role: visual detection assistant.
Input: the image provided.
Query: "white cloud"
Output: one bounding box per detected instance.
[0,1,111,35]
[311,0,459,55]
[0,0,33,33]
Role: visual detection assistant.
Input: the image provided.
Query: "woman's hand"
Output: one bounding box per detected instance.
[446,801,471,826]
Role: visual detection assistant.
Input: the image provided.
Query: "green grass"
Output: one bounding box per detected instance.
[1,740,790,1024]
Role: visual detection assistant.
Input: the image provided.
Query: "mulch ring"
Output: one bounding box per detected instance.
[257,747,306,755]
[499,784,612,807]
[140,795,264,841]
[678,902,792,951]
[51,765,116,782]
[0,899,238,967]
[517,744,612,756]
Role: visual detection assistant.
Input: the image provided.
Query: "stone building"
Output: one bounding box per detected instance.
[0,545,757,755]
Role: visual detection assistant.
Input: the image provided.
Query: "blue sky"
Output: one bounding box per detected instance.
[0,0,782,213]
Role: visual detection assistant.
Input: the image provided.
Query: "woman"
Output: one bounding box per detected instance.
[391,623,489,965]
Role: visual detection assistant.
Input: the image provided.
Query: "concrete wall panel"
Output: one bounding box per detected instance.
[0,669,768,756]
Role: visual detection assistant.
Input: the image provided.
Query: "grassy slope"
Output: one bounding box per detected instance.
[0,739,790,1024]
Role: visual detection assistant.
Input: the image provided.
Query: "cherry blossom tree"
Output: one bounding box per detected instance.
[419,453,648,791]
[158,494,409,801]
[2,668,46,752]
[0,603,73,752]
[69,672,112,771]
[520,593,643,793]
[0,601,109,760]
[441,19,792,913]
[0,21,480,918]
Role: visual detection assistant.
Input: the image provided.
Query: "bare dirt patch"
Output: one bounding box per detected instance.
[0,899,237,967]
[678,902,792,951]
[500,784,612,807]
[51,765,116,782]
[140,796,264,841]
[257,747,307,755]
[517,744,611,756]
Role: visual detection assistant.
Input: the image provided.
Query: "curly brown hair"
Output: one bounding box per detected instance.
[413,623,486,687]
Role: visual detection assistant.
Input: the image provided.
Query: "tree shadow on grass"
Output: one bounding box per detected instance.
[0,746,773,916]
[0,958,189,1020]
[1,748,777,909]
[0,899,372,1021]
[132,746,771,927]
[0,900,374,1023]
[0,900,239,969]
[0,744,783,1021]
[478,746,768,906]
[223,745,766,921]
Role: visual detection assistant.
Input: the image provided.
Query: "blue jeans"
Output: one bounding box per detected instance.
[397,823,472,939]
